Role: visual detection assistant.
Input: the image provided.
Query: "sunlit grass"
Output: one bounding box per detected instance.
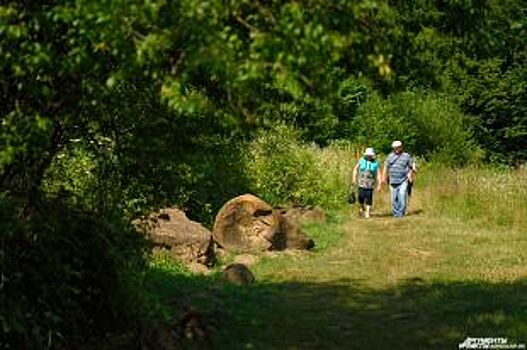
[142,163,527,349]
[419,164,527,230]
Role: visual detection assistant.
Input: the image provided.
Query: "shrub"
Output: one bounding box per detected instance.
[42,144,99,210]
[244,124,358,209]
[0,197,149,349]
[351,90,482,165]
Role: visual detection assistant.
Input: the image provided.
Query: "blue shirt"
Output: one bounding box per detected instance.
[358,158,379,189]
[385,152,413,185]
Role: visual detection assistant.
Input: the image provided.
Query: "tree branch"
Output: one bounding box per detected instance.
[235,15,260,33]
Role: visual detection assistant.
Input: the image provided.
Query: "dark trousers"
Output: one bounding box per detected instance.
[358,188,373,205]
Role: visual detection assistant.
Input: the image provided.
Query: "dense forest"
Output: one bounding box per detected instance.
[1,0,526,348]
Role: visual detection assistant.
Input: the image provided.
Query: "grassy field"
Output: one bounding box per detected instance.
[146,165,527,349]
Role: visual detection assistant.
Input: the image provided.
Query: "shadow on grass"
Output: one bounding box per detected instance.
[371,208,424,218]
[144,270,527,350]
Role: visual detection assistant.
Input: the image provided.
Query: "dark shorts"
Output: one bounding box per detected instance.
[358,188,373,205]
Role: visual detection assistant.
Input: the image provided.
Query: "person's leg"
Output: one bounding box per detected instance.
[364,189,373,218]
[392,181,409,217]
[358,187,365,217]
[392,183,406,217]
[407,181,413,205]
[398,180,409,216]
[390,184,398,217]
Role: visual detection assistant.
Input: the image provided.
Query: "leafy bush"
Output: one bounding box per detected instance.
[351,90,482,164]
[444,57,527,163]
[115,132,250,226]
[42,144,99,210]
[0,197,149,349]
[244,124,356,209]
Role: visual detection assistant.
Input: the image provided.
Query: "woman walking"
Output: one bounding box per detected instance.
[352,148,382,218]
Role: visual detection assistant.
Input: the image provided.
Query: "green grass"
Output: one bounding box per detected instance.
[141,166,527,349]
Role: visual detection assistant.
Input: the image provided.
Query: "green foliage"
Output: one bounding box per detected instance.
[392,0,527,162]
[114,128,250,225]
[244,125,321,206]
[0,197,149,349]
[1,0,526,346]
[443,57,527,163]
[244,125,355,209]
[41,144,97,207]
[351,91,482,164]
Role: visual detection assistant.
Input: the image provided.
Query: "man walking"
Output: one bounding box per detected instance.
[383,141,415,218]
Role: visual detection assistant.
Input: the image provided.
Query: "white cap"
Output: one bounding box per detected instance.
[364,147,375,157]
[391,140,402,148]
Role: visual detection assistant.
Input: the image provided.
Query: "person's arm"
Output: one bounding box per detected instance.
[376,165,383,191]
[382,158,389,184]
[407,156,416,183]
[352,163,359,184]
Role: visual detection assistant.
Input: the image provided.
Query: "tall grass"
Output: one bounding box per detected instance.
[419,163,527,230]
[244,125,526,230]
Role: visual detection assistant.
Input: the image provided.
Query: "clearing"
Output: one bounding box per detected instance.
[149,188,527,349]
